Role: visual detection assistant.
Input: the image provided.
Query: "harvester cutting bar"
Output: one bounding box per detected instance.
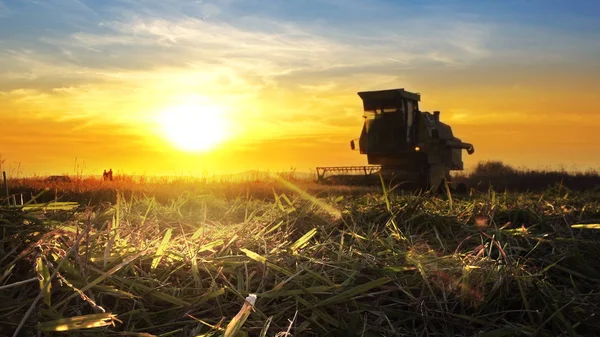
[316,165,381,181]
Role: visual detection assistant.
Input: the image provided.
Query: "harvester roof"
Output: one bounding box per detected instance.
[357,88,421,111]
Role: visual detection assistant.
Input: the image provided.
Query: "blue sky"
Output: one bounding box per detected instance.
[2,0,598,75]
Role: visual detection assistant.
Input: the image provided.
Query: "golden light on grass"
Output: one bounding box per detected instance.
[571,224,600,229]
[157,96,230,152]
[5,171,600,336]
[37,313,120,331]
[223,294,257,337]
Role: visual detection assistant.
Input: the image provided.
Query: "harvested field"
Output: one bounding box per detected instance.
[1,175,600,336]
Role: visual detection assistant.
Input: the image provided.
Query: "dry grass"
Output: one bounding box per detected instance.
[1,174,600,336]
[7,173,378,206]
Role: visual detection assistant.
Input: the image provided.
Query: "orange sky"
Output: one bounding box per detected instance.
[1,1,599,177]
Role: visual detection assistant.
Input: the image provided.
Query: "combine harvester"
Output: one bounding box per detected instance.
[316,88,475,192]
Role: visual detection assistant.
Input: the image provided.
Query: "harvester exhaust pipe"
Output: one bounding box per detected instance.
[446,140,475,155]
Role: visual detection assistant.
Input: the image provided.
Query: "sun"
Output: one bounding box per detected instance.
[158,101,230,152]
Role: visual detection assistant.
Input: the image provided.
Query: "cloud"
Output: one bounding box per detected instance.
[1,0,498,90]
[3,0,599,96]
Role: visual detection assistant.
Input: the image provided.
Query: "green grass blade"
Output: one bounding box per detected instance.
[314,277,392,307]
[240,248,293,276]
[35,256,52,306]
[199,240,224,253]
[290,228,317,253]
[54,251,146,309]
[571,224,600,229]
[37,313,118,331]
[152,228,173,270]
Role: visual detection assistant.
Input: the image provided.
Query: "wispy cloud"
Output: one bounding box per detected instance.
[3,0,599,95]
[2,0,497,87]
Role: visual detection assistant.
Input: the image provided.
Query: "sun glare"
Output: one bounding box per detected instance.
[158,100,230,152]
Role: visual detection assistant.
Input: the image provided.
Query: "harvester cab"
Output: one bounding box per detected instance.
[318,88,474,191]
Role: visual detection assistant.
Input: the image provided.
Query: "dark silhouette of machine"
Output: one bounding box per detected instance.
[317,88,474,190]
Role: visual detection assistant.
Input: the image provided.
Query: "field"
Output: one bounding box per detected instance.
[1,165,600,337]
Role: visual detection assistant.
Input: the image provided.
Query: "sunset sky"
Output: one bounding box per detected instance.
[1,0,599,177]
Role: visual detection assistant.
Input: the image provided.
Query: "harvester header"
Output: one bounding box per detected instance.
[317,88,475,190]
